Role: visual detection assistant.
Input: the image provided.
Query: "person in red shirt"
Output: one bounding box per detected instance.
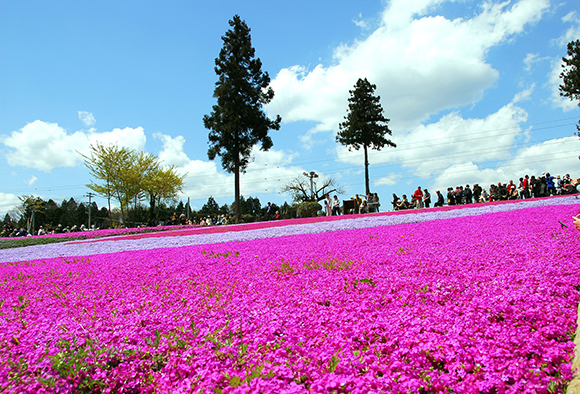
[413,186,424,209]
[523,175,530,198]
[507,180,516,193]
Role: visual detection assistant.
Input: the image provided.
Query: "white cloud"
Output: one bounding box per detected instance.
[0,120,146,171]
[178,147,307,204]
[375,173,402,187]
[78,111,96,127]
[523,53,539,71]
[268,0,550,139]
[338,101,528,175]
[154,132,191,167]
[26,176,38,186]
[152,132,306,204]
[86,127,146,154]
[558,11,580,46]
[548,58,577,111]
[1,121,88,171]
[266,0,557,197]
[353,13,369,29]
[513,84,535,103]
[429,136,580,192]
[0,192,20,218]
[331,97,544,196]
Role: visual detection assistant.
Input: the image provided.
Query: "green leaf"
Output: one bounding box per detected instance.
[229,375,241,388]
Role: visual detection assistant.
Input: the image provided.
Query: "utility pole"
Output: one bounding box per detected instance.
[85,192,96,230]
[303,171,318,201]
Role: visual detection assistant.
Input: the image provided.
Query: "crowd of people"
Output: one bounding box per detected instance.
[391,172,579,211]
[322,193,381,215]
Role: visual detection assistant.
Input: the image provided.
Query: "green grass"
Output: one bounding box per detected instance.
[0,237,71,250]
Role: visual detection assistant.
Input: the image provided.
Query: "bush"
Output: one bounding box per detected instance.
[296,202,322,218]
[241,214,257,223]
[284,204,298,219]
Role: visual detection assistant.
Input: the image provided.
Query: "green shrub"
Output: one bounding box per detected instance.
[240,214,257,223]
[296,202,322,218]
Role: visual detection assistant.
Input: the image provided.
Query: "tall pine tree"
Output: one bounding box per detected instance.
[204,15,281,223]
[559,39,580,131]
[337,78,396,196]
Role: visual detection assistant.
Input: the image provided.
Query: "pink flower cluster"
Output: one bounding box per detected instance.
[0,201,578,393]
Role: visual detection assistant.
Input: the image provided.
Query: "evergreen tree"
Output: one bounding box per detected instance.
[199,196,220,218]
[204,15,281,223]
[559,39,580,131]
[240,196,261,216]
[75,203,88,227]
[219,203,232,216]
[336,78,396,195]
[44,199,60,228]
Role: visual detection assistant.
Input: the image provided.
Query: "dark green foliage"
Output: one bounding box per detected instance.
[125,205,148,227]
[240,214,257,223]
[74,203,88,227]
[559,39,580,131]
[199,196,221,218]
[280,202,296,219]
[204,15,281,223]
[296,202,322,218]
[239,196,262,216]
[560,39,580,103]
[336,78,395,195]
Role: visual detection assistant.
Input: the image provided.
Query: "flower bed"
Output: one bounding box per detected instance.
[69,195,580,243]
[0,200,579,392]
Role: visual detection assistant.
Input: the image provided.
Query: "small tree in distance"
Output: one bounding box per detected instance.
[204,15,281,224]
[336,78,396,196]
[281,174,345,203]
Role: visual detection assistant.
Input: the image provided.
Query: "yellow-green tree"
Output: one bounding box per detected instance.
[82,144,184,225]
[143,165,185,225]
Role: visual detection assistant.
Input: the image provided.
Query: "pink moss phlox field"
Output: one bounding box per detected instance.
[69,195,574,244]
[1,196,575,264]
[1,202,579,392]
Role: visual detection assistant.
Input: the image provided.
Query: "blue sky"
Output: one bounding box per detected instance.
[1,0,580,217]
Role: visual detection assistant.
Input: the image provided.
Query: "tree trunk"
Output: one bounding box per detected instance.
[234,154,240,224]
[148,193,156,225]
[364,144,370,195]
